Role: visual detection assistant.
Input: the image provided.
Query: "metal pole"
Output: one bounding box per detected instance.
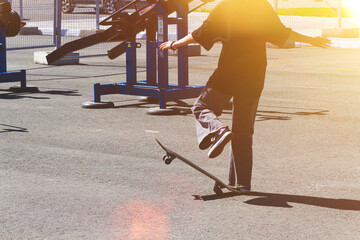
[55,0,62,49]
[19,0,23,21]
[0,29,7,73]
[96,0,100,30]
[53,0,56,45]
[338,0,342,28]
[177,2,188,87]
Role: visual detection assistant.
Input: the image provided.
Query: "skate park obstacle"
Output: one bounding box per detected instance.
[46,0,212,114]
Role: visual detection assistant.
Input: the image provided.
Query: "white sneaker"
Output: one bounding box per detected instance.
[208,127,233,158]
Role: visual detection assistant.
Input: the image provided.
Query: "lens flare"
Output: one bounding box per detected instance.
[111,200,170,240]
[343,0,360,23]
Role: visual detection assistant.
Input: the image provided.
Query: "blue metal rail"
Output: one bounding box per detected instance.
[0,28,27,88]
[90,0,205,111]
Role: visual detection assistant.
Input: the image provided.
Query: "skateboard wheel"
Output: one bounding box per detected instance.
[213,185,223,195]
[163,155,173,165]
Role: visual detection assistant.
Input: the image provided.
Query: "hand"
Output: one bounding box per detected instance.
[311,37,332,48]
[159,41,175,51]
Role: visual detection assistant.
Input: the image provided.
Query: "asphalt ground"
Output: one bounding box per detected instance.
[1,39,360,239]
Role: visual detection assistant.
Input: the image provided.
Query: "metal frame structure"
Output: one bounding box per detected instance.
[46,0,212,113]
[89,1,204,113]
[0,27,37,92]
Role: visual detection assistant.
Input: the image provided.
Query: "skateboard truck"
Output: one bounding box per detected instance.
[213,182,224,195]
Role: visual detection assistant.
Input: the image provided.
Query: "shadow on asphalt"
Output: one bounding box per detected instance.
[39,90,81,96]
[112,100,203,116]
[112,100,329,121]
[200,191,360,211]
[256,109,329,121]
[25,72,126,81]
[0,91,50,100]
[0,89,80,99]
[0,123,28,133]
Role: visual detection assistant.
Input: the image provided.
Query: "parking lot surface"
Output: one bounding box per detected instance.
[1,41,360,239]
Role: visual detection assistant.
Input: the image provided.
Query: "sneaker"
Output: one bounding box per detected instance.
[228,185,251,193]
[236,187,251,193]
[208,127,233,158]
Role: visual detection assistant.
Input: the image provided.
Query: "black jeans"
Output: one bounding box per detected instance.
[192,86,259,189]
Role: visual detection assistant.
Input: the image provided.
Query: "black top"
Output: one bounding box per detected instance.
[192,0,292,97]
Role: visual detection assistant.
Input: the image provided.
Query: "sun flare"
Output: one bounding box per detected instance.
[343,0,360,20]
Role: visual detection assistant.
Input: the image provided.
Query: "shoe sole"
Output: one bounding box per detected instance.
[208,131,233,158]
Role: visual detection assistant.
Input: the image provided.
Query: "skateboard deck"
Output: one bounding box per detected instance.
[155,137,244,195]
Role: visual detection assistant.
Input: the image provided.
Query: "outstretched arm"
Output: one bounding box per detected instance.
[288,31,331,48]
[159,34,197,51]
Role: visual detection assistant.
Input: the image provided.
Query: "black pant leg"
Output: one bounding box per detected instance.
[228,96,259,189]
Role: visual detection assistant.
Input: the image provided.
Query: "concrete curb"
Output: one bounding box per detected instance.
[295,38,360,49]
[322,28,359,38]
[34,51,80,65]
[19,27,39,35]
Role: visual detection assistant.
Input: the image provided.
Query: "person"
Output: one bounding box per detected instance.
[159,0,331,192]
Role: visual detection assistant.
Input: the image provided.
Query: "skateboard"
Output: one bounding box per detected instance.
[155,137,245,195]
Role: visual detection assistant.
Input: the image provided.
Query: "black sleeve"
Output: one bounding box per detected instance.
[262,1,292,47]
[193,0,291,49]
[191,2,229,51]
